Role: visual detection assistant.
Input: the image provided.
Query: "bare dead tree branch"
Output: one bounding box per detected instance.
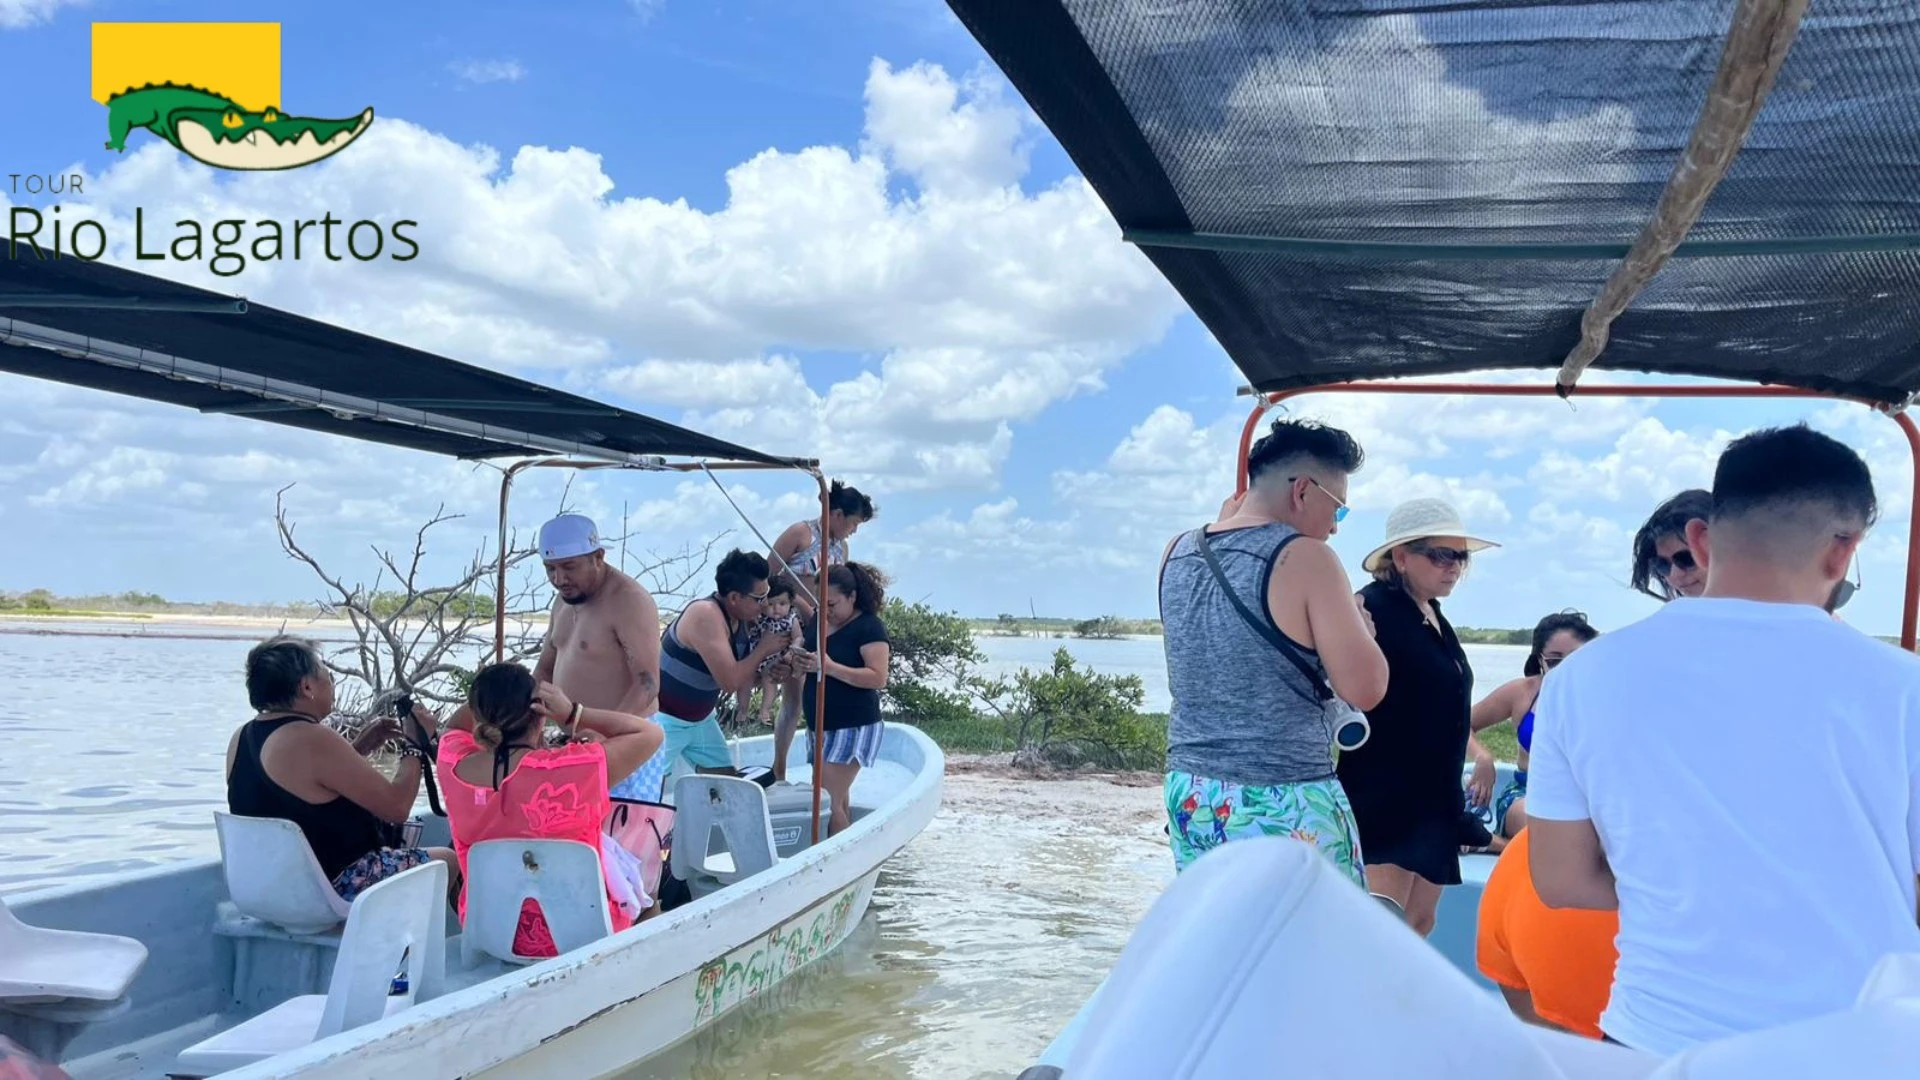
[272,482,727,736]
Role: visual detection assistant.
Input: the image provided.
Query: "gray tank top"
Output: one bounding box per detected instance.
[1159,522,1347,786]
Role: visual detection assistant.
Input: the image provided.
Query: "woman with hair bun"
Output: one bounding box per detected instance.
[793,561,892,836]
[437,662,663,956]
[768,479,877,781]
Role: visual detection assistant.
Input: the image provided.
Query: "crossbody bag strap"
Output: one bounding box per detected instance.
[1191,528,1335,702]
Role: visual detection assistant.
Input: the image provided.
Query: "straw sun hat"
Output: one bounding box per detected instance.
[1361,497,1500,574]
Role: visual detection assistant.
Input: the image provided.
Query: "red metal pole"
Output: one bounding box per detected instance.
[1234,380,1919,650]
[1895,412,1920,651]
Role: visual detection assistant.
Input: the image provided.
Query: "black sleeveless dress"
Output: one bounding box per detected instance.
[1337,581,1474,885]
[228,714,384,882]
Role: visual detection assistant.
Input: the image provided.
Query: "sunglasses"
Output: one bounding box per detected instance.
[1409,543,1471,568]
[1289,476,1349,523]
[1830,556,1863,612]
[1651,548,1698,581]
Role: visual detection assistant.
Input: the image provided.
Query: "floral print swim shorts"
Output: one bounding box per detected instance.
[1164,770,1367,890]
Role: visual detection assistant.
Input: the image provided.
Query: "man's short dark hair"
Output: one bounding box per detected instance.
[1630,489,1711,601]
[1710,423,1877,544]
[715,549,771,597]
[1245,417,1365,486]
[245,635,324,711]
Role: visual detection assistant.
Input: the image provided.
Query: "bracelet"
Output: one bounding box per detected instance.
[398,744,428,762]
[568,702,584,727]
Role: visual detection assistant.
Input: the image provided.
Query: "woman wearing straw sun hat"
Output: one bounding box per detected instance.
[1339,496,1500,937]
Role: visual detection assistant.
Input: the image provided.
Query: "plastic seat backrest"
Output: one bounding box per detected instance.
[1064,836,1658,1078]
[670,774,777,886]
[461,839,613,966]
[214,812,353,935]
[318,859,446,1037]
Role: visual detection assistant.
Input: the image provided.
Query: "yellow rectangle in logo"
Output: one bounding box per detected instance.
[91,22,282,111]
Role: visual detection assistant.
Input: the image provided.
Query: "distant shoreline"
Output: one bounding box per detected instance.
[0,610,551,641]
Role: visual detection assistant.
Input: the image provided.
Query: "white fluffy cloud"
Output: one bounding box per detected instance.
[0,0,79,29]
[449,59,527,85]
[1,55,1186,555]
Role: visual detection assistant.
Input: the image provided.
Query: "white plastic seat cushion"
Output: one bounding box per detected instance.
[1062,836,1662,1079]
[0,897,148,1005]
[215,812,352,935]
[174,859,446,1077]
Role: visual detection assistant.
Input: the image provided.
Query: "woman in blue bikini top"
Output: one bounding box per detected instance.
[1469,611,1600,839]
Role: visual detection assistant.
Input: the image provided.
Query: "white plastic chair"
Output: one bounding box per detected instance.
[172,859,447,1077]
[214,812,353,935]
[0,897,149,1061]
[670,774,778,900]
[460,839,613,967]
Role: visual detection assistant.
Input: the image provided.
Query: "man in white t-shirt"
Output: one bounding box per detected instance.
[1528,423,1920,1056]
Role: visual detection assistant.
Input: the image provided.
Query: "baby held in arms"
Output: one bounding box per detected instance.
[751,575,805,726]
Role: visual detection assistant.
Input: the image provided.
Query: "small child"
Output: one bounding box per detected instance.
[749,575,802,726]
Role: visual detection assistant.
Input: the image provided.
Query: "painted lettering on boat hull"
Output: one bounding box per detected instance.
[693,883,861,1023]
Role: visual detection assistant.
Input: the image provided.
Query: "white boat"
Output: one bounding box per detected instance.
[0,255,941,1077]
[3,727,942,1079]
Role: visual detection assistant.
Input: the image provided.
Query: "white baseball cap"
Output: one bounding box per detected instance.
[539,514,604,562]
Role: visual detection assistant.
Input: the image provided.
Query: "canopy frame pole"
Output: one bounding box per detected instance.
[1236,381,1920,651]
[492,456,833,847]
[1554,0,1809,397]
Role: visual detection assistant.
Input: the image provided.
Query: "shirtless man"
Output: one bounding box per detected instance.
[449,513,667,798]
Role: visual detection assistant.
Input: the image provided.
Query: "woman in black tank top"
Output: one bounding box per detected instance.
[225,636,456,901]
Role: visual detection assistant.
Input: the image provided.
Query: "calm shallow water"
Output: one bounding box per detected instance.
[0,621,1527,1076]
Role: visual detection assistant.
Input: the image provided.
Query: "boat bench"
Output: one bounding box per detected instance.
[212,902,346,1013]
[212,902,469,1012]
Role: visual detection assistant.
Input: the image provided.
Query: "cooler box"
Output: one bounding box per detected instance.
[763,782,833,858]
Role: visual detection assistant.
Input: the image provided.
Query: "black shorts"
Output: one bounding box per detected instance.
[1360,816,1462,886]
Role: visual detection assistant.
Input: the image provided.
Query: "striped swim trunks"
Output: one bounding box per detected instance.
[808,721,883,768]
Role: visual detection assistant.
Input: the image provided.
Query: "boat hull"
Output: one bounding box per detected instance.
[473,873,878,1079]
[15,725,942,1080]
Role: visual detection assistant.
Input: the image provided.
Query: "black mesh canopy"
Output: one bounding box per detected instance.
[0,254,805,466]
[947,0,1920,405]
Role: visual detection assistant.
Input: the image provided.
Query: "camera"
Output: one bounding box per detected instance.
[392,694,415,720]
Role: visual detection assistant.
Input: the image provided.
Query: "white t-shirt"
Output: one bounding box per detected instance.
[1528,597,1920,1056]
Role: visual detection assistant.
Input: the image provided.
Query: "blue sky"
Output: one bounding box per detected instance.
[0,0,1912,637]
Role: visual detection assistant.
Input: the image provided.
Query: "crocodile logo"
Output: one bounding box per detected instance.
[92,22,373,172]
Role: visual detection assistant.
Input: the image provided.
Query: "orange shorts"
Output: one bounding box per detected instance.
[1475,828,1620,1038]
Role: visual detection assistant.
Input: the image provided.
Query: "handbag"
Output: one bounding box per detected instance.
[604,797,675,902]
